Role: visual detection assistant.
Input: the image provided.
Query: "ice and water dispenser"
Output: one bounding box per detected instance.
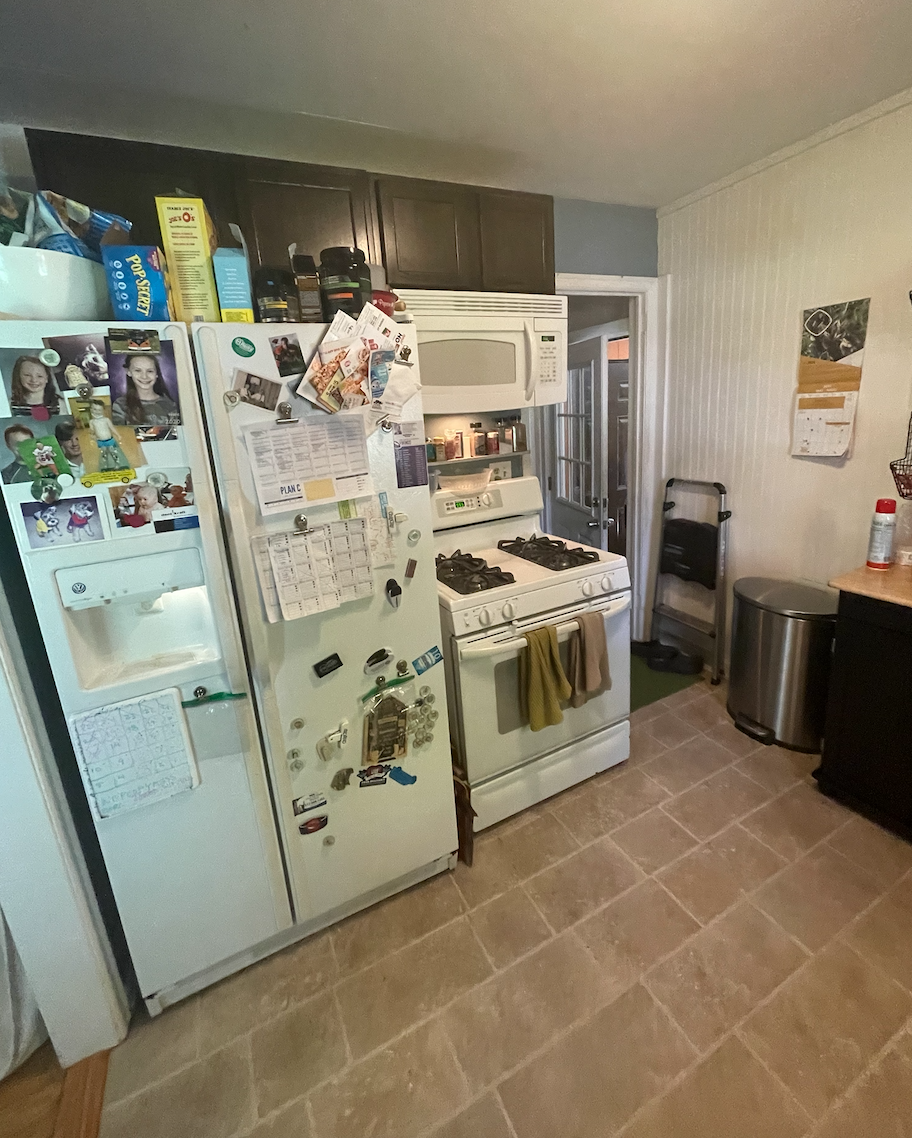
[54,548,220,690]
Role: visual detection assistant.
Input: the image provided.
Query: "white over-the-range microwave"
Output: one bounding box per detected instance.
[396,289,568,413]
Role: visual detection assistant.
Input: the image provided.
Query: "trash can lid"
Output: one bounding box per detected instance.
[733,577,839,618]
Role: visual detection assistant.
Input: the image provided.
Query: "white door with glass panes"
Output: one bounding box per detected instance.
[543,336,628,555]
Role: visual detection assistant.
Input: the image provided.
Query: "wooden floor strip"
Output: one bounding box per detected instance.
[51,1051,109,1138]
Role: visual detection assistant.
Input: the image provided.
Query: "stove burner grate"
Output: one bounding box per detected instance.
[435,551,516,595]
[497,535,601,571]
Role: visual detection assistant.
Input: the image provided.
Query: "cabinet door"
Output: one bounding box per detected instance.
[238,160,379,270]
[26,130,243,248]
[479,190,554,294]
[376,176,481,290]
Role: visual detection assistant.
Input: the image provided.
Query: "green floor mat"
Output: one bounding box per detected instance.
[629,653,701,712]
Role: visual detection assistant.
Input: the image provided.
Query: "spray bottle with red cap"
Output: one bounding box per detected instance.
[866,498,897,570]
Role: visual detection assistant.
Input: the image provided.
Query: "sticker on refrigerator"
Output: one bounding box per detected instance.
[357,763,391,787]
[109,468,198,534]
[389,766,417,786]
[106,328,161,354]
[393,421,429,488]
[298,814,329,834]
[413,646,443,674]
[245,416,373,515]
[20,497,104,549]
[105,340,181,428]
[292,792,328,815]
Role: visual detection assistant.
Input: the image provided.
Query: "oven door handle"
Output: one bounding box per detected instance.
[459,595,631,660]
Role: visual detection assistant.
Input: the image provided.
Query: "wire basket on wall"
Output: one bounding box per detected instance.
[891,414,912,499]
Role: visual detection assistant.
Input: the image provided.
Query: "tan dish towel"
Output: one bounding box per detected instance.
[519,626,572,732]
[568,611,610,707]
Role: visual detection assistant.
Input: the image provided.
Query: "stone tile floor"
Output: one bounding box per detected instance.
[99,681,912,1138]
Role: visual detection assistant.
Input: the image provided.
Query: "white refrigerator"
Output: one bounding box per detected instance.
[0,319,457,1011]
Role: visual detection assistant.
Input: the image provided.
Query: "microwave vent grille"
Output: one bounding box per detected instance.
[396,290,567,318]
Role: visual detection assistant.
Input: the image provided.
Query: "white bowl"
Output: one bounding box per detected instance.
[0,245,112,320]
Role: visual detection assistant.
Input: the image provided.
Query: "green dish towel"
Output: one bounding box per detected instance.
[519,626,573,732]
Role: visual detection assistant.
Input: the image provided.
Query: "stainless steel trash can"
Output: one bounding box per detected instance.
[728,578,838,752]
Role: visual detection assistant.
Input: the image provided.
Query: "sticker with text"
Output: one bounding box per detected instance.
[413,646,443,675]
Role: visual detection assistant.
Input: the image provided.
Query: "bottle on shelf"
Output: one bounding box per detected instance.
[471,423,486,456]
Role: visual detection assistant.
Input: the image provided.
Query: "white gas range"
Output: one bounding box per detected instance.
[433,476,631,830]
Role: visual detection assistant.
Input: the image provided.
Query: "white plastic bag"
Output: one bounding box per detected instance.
[0,907,47,1079]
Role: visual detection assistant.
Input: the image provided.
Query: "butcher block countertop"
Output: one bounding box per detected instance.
[829,563,912,609]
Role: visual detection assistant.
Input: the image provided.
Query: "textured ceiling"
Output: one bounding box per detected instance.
[3,0,912,205]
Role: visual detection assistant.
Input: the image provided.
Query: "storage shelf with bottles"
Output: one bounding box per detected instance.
[427,450,529,467]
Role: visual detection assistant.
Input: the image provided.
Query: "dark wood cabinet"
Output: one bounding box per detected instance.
[478,190,554,293]
[375,176,481,290]
[237,159,379,269]
[815,590,912,839]
[25,131,555,295]
[26,130,243,249]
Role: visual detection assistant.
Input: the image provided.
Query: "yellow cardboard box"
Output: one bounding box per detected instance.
[155,197,221,323]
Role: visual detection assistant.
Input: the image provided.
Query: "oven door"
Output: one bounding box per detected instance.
[453,593,631,784]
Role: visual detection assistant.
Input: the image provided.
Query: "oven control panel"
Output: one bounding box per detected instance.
[453,566,631,634]
[437,488,503,518]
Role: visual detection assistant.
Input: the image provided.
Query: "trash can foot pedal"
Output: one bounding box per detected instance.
[733,712,775,746]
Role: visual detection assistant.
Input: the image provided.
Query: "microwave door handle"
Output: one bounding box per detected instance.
[524,321,538,401]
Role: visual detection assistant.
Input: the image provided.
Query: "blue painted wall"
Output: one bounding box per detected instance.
[553,198,658,278]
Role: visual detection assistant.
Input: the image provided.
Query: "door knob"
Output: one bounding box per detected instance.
[587,521,599,528]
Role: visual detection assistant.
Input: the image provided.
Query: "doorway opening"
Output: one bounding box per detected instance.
[542,294,632,558]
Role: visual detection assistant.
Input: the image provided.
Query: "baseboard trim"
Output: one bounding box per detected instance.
[52,1051,109,1138]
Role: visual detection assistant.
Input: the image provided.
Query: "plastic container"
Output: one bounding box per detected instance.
[437,469,493,495]
[319,247,370,319]
[895,499,912,566]
[866,498,896,569]
[253,267,299,323]
[0,246,111,320]
[291,254,322,322]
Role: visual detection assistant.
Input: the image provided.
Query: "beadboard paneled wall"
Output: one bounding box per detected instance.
[659,101,912,605]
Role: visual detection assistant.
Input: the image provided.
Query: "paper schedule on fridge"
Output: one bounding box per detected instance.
[264,518,374,621]
[245,415,373,516]
[71,689,199,819]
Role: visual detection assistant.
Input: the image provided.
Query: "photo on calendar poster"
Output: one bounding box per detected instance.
[20,497,104,550]
[40,333,110,391]
[104,340,181,428]
[0,347,63,420]
[108,468,198,534]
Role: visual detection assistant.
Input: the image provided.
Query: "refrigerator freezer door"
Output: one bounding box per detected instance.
[193,322,458,924]
[0,322,291,1001]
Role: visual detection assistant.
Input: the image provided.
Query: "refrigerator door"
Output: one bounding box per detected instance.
[0,322,290,1002]
[193,323,458,924]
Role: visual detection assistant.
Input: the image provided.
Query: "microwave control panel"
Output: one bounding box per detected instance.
[537,334,560,386]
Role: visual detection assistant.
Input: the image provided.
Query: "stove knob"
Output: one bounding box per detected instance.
[601,576,612,591]
[502,602,516,619]
[581,580,594,597]
[480,493,493,506]
[478,608,492,626]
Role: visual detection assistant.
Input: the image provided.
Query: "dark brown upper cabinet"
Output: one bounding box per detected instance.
[375,176,482,290]
[478,190,554,294]
[237,160,380,270]
[26,130,243,249]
